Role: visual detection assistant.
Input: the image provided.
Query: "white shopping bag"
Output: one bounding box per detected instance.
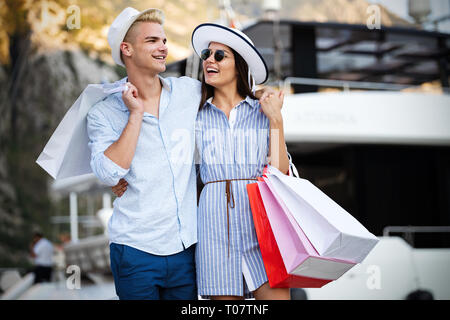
[263,165,379,263]
[36,80,128,180]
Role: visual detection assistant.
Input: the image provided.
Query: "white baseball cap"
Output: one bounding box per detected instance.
[107,7,164,67]
[191,23,268,85]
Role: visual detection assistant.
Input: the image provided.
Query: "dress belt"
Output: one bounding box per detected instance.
[204,178,258,257]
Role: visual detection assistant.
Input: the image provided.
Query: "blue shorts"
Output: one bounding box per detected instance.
[110,243,197,300]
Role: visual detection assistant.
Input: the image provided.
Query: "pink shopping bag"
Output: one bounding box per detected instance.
[247,181,332,288]
[263,165,379,263]
[257,179,356,280]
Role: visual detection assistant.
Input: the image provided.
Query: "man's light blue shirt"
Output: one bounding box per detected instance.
[86,76,201,256]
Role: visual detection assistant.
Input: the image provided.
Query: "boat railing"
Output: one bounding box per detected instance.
[63,234,110,274]
[382,226,450,247]
[281,77,450,93]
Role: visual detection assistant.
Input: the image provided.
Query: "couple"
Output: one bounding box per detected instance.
[87,7,292,300]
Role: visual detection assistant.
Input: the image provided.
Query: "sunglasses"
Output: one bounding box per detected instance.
[200,49,226,62]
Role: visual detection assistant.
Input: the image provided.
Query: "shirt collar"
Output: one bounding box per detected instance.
[204,96,258,109]
[206,97,213,105]
[111,75,171,112]
[158,75,171,93]
[244,96,258,108]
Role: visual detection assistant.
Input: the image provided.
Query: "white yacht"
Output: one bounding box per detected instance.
[3,0,449,300]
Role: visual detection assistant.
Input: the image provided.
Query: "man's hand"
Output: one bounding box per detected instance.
[122,82,144,115]
[112,178,128,197]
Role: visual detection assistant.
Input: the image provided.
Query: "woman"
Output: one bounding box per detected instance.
[192,23,291,300]
[113,23,292,300]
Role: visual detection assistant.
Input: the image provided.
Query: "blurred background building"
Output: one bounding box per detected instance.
[0,0,449,300]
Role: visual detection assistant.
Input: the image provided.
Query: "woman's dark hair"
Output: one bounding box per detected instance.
[198,47,257,110]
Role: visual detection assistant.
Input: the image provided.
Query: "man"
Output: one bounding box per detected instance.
[87,7,200,300]
[30,232,54,284]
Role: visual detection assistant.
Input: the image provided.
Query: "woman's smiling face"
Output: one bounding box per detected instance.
[202,42,237,89]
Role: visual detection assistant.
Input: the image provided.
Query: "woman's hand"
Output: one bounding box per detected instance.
[122,82,144,115]
[112,178,128,197]
[259,90,285,123]
[255,86,277,100]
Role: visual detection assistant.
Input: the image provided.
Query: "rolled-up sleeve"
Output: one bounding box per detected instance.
[86,104,129,186]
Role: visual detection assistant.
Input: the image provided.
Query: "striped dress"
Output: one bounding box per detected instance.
[195,96,271,298]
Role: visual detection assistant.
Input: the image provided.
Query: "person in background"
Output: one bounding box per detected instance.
[30,232,54,284]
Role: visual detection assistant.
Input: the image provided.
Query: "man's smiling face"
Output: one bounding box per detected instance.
[121,21,168,73]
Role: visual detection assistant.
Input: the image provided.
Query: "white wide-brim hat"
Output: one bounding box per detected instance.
[191,23,269,85]
[107,7,164,67]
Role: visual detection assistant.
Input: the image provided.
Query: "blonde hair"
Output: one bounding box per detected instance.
[134,9,164,26]
[121,9,165,62]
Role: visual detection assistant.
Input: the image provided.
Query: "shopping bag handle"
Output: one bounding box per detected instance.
[263,153,300,178]
[288,152,300,178]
